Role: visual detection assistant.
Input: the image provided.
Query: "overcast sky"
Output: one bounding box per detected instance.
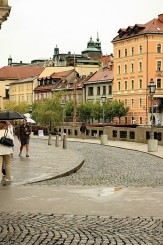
[0,0,162,67]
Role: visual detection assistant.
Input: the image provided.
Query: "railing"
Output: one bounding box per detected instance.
[54,125,163,146]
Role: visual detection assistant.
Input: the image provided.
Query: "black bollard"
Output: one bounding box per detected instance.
[55,135,59,147]
[48,134,52,145]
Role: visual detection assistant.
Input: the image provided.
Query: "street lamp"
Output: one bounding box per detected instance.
[29,106,33,117]
[101,94,106,134]
[61,99,65,138]
[148,78,156,139]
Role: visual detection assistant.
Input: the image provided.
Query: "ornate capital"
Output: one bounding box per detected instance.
[0,0,11,29]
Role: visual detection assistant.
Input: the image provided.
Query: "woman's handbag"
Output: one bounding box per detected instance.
[0,130,14,147]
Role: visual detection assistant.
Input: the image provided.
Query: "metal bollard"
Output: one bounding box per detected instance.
[55,135,59,147]
[48,134,52,145]
[63,134,67,149]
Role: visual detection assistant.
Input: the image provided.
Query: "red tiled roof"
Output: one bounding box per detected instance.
[51,69,74,79]
[34,85,54,92]
[0,66,44,80]
[113,14,163,42]
[84,68,113,83]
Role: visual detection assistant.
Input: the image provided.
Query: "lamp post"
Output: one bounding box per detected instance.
[148,78,156,140]
[61,99,65,139]
[101,94,106,134]
[147,79,158,152]
[29,106,33,117]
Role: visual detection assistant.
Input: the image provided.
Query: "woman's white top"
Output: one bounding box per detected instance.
[0,129,14,155]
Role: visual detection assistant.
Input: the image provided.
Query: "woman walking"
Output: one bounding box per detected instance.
[0,121,14,184]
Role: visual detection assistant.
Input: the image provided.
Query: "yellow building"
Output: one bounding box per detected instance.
[112,13,163,125]
[0,66,44,109]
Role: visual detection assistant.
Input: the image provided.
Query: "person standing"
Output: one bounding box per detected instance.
[17,119,31,157]
[80,122,87,139]
[0,121,14,184]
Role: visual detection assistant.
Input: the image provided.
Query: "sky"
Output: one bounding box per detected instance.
[0,0,163,67]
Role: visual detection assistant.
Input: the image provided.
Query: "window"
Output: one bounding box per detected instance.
[108,85,112,95]
[157,44,161,53]
[157,78,161,88]
[125,117,127,124]
[118,50,121,58]
[88,87,93,96]
[124,64,127,73]
[131,47,134,55]
[157,61,161,71]
[131,80,134,90]
[97,86,100,95]
[125,80,127,90]
[118,65,121,74]
[131,62,134,72]
[103,86,106,95]
[124,99,127,107]
[139,98,142,108]
[140,117,142,124]
[124,49,127,57]
[131,99,134,108]
[139,79,142,89]
[139,61,142,71]
[139,45,142,54]
[118,81,121,91]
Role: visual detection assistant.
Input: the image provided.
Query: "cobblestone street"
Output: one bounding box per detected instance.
[1,141,163,244]
[36,142,163,187]
[0,213,163,245]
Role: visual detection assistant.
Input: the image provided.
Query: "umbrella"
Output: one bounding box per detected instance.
[24,113,31,118]
[0,111,25,120]
[25,117,36,124]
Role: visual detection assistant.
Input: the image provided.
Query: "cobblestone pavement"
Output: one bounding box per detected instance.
[34,142,163,187]
[0,213,163,245]
[1,142,163,244]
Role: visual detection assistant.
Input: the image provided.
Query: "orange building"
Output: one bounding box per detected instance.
[112,14,163,125]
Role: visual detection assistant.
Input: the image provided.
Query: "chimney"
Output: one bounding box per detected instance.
[158,14,163,23]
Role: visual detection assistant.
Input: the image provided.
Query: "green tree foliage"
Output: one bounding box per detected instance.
[3,101,31,114]
[92,101,102,123]
[104,99,129,122]
[32,92,63,128]
[77,102,93,122]
[64,101,74,121]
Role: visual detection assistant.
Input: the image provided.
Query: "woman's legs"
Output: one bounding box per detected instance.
[0,155,3,182]
[3,154,12,180]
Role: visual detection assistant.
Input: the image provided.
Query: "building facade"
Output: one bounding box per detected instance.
[112,13,163,125]
[84,67,113,104]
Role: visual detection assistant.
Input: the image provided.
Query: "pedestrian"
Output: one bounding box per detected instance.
[157,119,161,126]
[0,121,14,184]
[17,118,31,157]
[80,122,87,139]
[6,121,15,156]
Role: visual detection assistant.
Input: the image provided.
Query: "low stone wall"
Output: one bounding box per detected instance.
[56,125,163,146]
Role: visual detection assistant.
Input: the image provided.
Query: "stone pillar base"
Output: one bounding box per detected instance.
[101,135,108,145]
[148,139,158,152]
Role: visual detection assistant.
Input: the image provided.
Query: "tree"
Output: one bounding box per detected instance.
[64,101,74,121]
[92,101,102,123]
[3,101,30,114]
[77,102,93,122]
[32,92,63,131]
[104,100,129,123]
